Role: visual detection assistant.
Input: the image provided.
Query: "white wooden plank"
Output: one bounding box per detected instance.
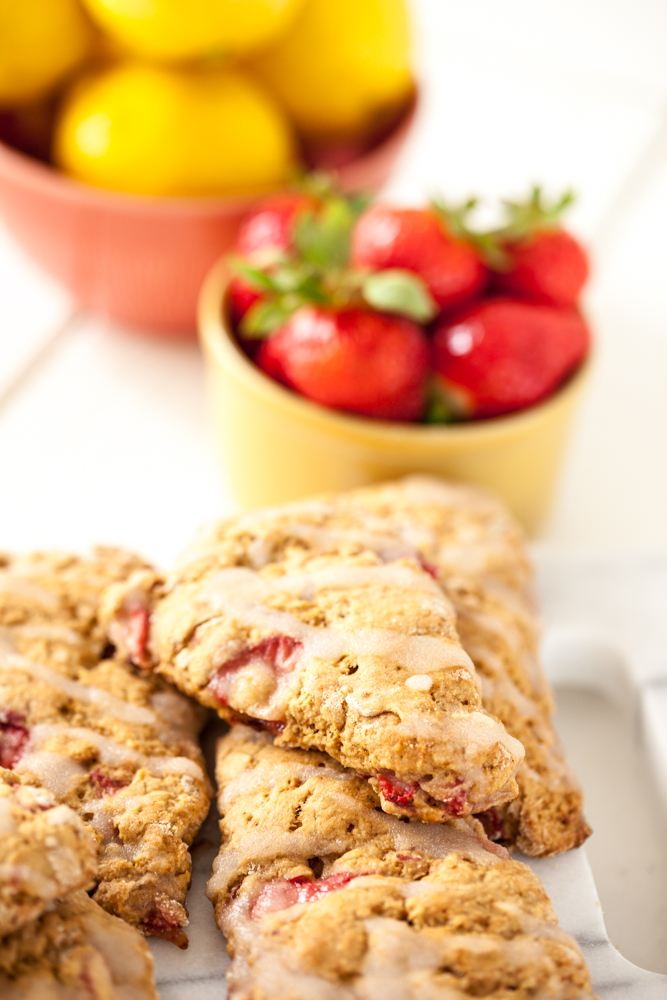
[0,220,73,398]
[0,317,234,567]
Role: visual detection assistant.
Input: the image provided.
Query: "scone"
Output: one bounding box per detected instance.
[334,476,591,856]
[207,728,598,1000]
[103,512,525,823]
[0,891,158,999]
[0,769,98,936]
[0,550,211,946]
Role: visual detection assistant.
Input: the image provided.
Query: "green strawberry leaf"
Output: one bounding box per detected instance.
[297,171,371,218]
[362,269,438,323]
[240,300,293,338]
[500,185,577,241]
[269,264,329,303]
[430,196,511,270]
[294,197,356,271]
[430,196,478,240]
[423,383,457,424]
[228,257,280,293]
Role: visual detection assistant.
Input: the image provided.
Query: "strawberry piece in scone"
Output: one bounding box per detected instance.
[335,475,591,857]
[207,728,598,1000]
[0,769,98,937]
[0,550,211,946]
[103,504,524,823]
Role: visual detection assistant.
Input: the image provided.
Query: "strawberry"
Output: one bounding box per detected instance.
[229,191,317,324]
[229,180,368,324]
[350,203,487,312]
[234,191,319,259]
[0,710,29,769]
[257,306,430,420]
[432,297,590,419]
[491,188,589,307]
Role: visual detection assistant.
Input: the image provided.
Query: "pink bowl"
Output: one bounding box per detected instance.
[0,96,417,335]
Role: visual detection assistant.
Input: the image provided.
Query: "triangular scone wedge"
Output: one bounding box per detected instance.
[103,509,524,822]
[0,891,158,999]
[0,769,98,937]
[0,551,211,946]
[333,476,591,856]
[207,728,598,1000]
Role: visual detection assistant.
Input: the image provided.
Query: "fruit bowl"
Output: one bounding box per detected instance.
[0,94,416,335]
[198,259,590,533]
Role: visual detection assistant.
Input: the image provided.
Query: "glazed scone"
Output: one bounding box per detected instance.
[103,512,524,823]
[207,728,598,1000]
[333,476,591,856]
[0,551,211,946]
[0,890,157,999]
[0,548,150,667]
[0,769,98,936]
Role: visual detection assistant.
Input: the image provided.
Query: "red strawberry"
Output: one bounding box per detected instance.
[257,306,430,421]
[235,191,318,258]
[491,188,589,307]
[432,297,590,419]
[0,710,29,769]
[229,192,317,323]
[351,205,486,312]
[495,228,589,307]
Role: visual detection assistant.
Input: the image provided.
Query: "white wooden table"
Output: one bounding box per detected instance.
[1,0,666,985]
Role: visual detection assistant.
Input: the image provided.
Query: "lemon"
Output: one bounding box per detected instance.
[248,0,413,142]
[53,62,297,196]
[0,0,94,106]
[80,0,304,62]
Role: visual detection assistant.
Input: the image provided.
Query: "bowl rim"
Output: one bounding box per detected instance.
[0,89,418,216]
[198,256,592,447]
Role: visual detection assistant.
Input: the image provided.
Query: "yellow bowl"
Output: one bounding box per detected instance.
[199,259,590,533]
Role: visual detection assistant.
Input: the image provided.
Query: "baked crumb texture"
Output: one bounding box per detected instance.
[105,475,588,854]
[0,769,98,937]
[0,549,211,946]
[0,890,158,999]
[208,728,598,1000]
[104,506,527,825]
[336,477,591,857]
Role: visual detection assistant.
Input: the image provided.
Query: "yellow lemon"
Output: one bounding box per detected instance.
[53,62,297,196]
[79,0,304,62]
[249,0,413,142]
[0,0,94,106]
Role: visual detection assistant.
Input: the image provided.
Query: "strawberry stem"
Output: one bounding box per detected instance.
[499,185,577,242]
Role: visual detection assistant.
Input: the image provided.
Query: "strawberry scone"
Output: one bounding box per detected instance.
[0,550,211,946]
[331,476,591,856]
[103,510,524,823]
[0,891,158,999]
[207,727,598,1000]
[0,769,98,937]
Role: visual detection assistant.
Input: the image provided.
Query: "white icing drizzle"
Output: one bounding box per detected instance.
[206,563,444,603]
[201,566,474,720]
[219,761,353,808]
[279,523,419,565]
[15,723,205,794]
[11,623,83,644]
[220,876,587,1000]
[0,797,17,835]
[0,649,157,727]
[0,572,60,611]
[404,674,432,691]
[208,748,496,900]
[15,750,85,797]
